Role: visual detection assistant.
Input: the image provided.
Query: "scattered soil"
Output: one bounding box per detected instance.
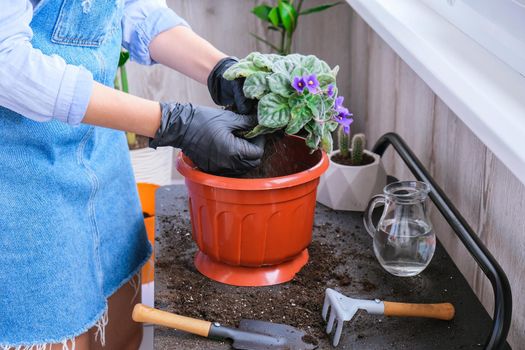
[331,152,375,166]
[128,135,149,150]
[155,212,379,342]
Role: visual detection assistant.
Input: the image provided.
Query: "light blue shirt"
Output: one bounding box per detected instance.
[0,0,188,126]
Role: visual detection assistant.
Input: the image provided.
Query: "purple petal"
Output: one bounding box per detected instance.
[304,74,320,93]
[327,84,335,97]
[335,96,344,109]
[292,76,306,93]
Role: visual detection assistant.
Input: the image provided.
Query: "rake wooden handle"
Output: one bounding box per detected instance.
[383,301,455,320]
[132,303,212,337]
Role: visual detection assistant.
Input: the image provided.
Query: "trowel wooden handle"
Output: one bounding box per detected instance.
[132,303,212,337]
[383,301,455,320]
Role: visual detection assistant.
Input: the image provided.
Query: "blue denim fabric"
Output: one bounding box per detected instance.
[0,0,153,346]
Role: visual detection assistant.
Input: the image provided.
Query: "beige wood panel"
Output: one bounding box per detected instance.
[429,97,488,300]
[478,151,525,346]
[392,62,435,180]
[348,11,370,136]
[365,31,398,173]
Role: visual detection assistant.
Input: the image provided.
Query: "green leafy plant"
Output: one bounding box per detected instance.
[224,52,353,153]
[114,51,137,147]
[251,0,342,55]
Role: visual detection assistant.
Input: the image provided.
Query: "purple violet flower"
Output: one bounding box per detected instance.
[292,76,307,93]
[334,96,352,118]
[335,116,354,135]
[305,74,320,93]
[327,84,335,97]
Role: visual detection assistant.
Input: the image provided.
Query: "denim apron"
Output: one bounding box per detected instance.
[0,0,151,346]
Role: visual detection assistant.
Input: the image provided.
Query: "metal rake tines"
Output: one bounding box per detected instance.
[322,289,385,347]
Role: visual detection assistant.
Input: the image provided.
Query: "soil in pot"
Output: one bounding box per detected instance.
[237,133,321,179]
[331,152,375,166]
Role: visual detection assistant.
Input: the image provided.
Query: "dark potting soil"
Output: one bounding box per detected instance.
[331,152,375,166]
[154,212,380,342]
[237,133,319,179]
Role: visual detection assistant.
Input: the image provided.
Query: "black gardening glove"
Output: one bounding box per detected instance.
[207,57,255,114]
[150,103,265,176]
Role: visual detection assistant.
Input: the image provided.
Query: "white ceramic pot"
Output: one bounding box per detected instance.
[317,149,387,211]
[130,147,174,186]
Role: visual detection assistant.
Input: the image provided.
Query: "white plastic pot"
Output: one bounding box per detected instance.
[130,147,174,186]
[317,149,387,211]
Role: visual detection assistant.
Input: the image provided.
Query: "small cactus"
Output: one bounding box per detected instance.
[338,127,350,158]
[351,133,365,165]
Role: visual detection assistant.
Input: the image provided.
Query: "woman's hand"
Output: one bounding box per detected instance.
[207,57,255,114]
[150,103,264,176]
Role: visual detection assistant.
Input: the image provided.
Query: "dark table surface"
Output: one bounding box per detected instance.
[153,185,499,350]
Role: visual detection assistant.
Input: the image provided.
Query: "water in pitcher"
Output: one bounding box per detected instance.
[373,219,436,277]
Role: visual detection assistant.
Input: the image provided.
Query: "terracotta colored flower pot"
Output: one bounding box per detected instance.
[137,183,159,285]
[176,136,329,286]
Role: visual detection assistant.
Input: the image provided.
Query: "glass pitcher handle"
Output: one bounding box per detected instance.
[363,194,386,238]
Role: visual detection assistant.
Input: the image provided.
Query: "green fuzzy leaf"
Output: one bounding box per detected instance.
[291,67,309,78]
[320,60,332,74]
[245,125,279,138]
[300,2,343,16]
[286,104,312,135]
[317,73,336,87]
[326,120,339,132]
[321,128,333,153]
[332,65,340,77]
[305,132,321,149]
[288,94,306,109]
[268,7,280,27]
[286,54,303,66]
[300,55,321,73]
[251,4,273,21]
[258,93,291,128]
[306,94,322,118]
[253,55,274,71]
[268,73,293,97]
[245,52,274,70]
[272,59,296,77]
[277,0,297,33]
[223,61,261,80]
[243,72,270,99]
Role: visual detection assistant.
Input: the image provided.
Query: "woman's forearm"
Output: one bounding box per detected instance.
[83,26,228,137]
[149,26,227,84]
[83,82,161,138]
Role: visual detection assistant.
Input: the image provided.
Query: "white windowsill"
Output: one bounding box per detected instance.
[346,0,525,185]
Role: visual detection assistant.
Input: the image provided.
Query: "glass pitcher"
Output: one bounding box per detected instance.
[364,181,435,277]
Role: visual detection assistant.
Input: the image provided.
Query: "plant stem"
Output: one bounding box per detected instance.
[285,32,293,55]
[280,28,286,55]
[250,33,281,52]
[114,74,120,91]
[120,64,129,94]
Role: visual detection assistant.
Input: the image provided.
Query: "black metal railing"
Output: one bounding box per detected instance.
[372,132,512,350]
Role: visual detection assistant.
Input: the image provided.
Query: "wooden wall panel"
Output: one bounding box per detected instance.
[365,30,398,173]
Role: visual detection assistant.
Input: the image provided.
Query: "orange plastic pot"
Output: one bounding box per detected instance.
[137,183,159,284]
[176,136,329,286]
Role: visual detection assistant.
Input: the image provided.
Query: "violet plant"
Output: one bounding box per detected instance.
[223,52,353,153]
